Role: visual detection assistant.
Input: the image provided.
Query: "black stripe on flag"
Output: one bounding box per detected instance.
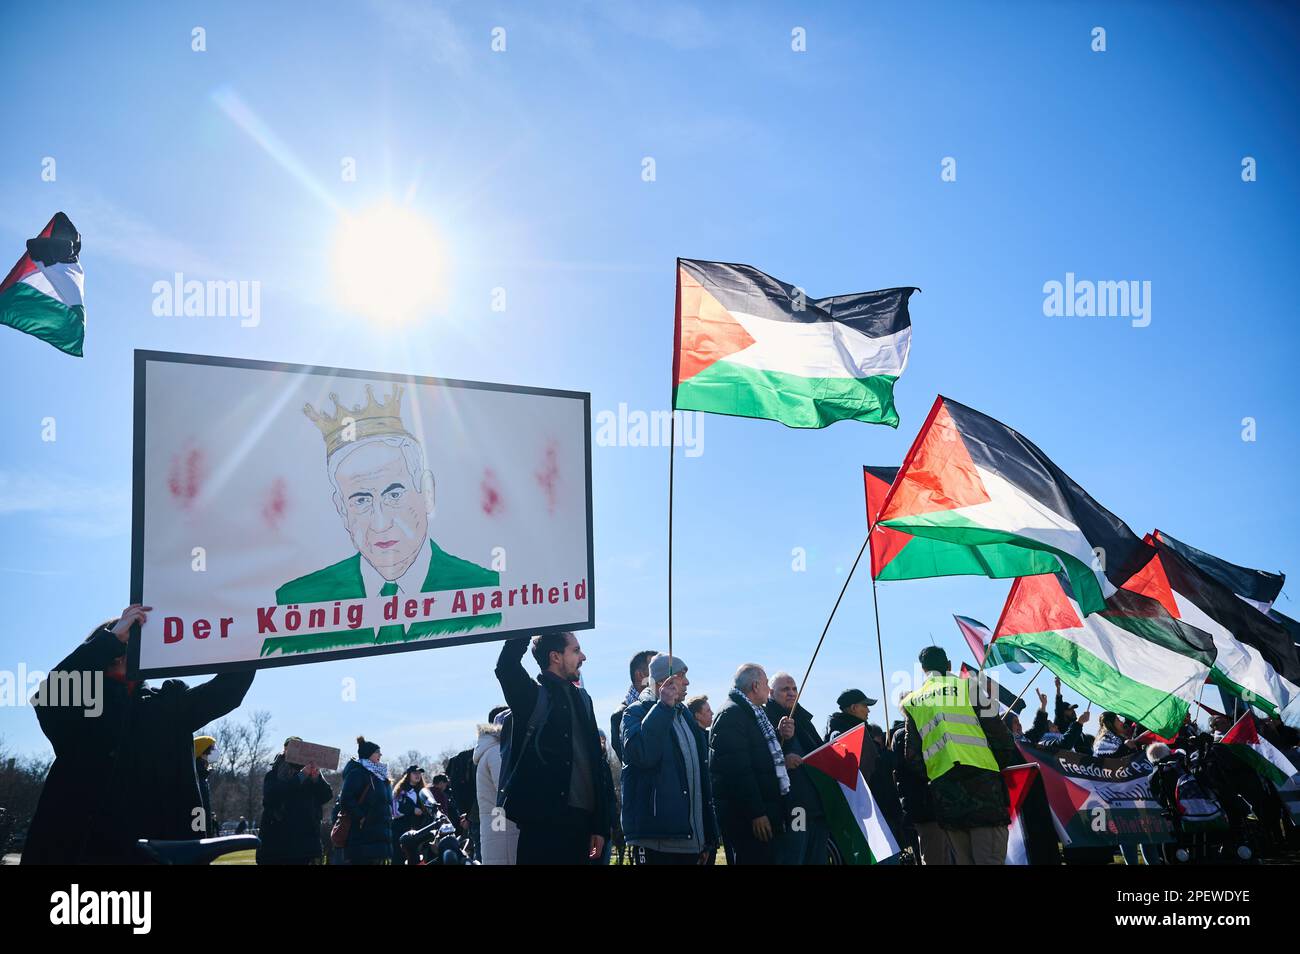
[678,258,916,339]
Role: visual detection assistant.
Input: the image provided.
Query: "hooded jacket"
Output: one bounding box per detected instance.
[473,722,518,864]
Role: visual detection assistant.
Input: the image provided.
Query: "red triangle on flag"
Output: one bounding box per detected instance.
[1120,538,1179,618]
[1002,763,1039,821]
[674,265,757,385]
[877,397,991,523]
[993,573,1082,641]
[1220,712,1261,747]
[0,213,57,295]
[803,722,866,790]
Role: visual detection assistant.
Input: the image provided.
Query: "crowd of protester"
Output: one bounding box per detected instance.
[14,606,1300,865]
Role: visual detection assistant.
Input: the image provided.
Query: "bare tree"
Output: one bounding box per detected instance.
[241,710,274,822]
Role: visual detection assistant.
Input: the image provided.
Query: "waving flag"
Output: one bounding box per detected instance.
[992,572,1216,737]
[1003,763,1040,865]
[877,396,1143,614]
[1220,713,1296,786]
[1152,529,1284,615]
[0,212,84,356]
[865,465,1058,582]
[673,259,916,428]
[1123,536,1300,725]
[955,613,1031,673]
[803,723,899,864]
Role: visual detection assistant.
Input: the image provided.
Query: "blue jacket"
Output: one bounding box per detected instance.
[620,696,717,845]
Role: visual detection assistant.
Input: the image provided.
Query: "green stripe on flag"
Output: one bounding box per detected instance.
[880,508,1106,613]
[805,768,877,864]
[0,282,85,356]
[877,533,1061,582]
[999,629,1189,736]
[674,360,899,429]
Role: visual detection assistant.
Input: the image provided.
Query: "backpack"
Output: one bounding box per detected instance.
[1173,770,1227,832]
[497,683,550,809]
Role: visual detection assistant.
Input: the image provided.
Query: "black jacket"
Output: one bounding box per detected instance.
[709,693,786,830]
[764,700,825,817]
[494,638,614,836]
[337,759,392,863]
[257,756,333,864]
[23,626,254,865]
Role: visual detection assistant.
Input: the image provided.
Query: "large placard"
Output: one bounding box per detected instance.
[130,351,593,677]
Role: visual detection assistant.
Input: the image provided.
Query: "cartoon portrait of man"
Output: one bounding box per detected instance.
[260,384,500,657]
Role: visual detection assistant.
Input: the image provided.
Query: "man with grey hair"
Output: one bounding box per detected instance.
[764,671,827,864]
[265,384,500,656]
[709,663,790,864]
[620,653,717,864]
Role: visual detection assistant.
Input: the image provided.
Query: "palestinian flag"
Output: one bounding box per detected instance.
[992,572,1216,737]
[1123,535,1300,724]
[1220,713,1296,786]
[1003,763,1039,865]
[1152,529,1284,615]
[803,723,899,864]
[0,213,84,356]
[877,396,1144,614]
[865,465,1059,582]
[955,613,1031,673]
[673,259,916,428]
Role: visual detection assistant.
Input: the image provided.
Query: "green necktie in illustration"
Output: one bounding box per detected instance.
[377,581,404,643]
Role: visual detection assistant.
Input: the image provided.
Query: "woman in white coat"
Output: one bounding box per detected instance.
[473,708,519,865]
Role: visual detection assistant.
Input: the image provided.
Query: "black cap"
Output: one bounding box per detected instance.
[837,689,877,708]
[403,764,423,775]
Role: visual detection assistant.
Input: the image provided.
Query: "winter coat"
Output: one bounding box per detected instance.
[446,748,477,829]
[493,638,614,836]
[620,693,717,845]
[765,700,825,819]
[708,694,786,832]
[23,625,254,865]
[473,722,518,864]
[336,759,392,863]
[256,756,333,864]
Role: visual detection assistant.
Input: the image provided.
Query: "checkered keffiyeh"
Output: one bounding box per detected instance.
[731,689,790,795]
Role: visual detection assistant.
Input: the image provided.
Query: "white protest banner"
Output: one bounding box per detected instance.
[129,351,593,677]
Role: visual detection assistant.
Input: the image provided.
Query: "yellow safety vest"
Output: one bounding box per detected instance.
[901,674,999,780]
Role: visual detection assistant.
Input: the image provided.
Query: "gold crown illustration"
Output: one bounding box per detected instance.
[303,384,415,458]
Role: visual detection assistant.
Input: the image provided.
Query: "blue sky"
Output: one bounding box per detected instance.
[2,1,1298,762]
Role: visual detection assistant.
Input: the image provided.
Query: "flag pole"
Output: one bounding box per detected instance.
[791,534,870,718]
[667,411,675,665]
[869,576,891,729]
[1006,662,1047,716]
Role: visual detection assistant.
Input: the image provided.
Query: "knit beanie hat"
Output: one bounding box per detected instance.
[357,735,380,759]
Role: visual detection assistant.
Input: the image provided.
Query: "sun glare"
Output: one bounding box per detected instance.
[330,202,444,323]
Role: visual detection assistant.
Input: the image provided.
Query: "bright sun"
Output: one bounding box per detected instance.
[330,202,444,323]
